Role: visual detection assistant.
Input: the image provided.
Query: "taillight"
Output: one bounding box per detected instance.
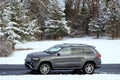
[98,54,101,58]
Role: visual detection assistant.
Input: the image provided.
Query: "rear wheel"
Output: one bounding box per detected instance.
[39,63,51,74]
[83,62,95,74]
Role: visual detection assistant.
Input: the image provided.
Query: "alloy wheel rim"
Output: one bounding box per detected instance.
[40,64,50,74]
[85,64,94,74]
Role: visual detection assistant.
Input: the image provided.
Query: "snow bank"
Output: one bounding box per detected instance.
[0,74,120,80]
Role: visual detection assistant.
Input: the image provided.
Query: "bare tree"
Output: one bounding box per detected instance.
[29,0,49,25]
[64,0,81,22]
[64,0,100,36]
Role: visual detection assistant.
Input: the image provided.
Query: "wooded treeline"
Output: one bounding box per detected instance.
[0,0,120,45]
[65,0,120,39]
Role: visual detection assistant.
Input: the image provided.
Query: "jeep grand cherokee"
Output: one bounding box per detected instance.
[25,43,101,74]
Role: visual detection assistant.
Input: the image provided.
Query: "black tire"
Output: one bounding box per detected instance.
[39,63,51,74]
[83,62,95,74]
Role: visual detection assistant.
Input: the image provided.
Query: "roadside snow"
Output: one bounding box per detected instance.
[0,37,120,64]
[0,74,120,80]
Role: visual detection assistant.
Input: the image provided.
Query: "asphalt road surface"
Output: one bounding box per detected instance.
[0,64,120,75]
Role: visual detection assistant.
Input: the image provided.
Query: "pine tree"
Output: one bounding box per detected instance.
[44,0,70,40]
[0,1,6,40]
[0,0,36,49]
[28,0,49,40]
[104,0,120,39]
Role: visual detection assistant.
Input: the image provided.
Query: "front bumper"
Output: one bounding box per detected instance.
[25,62,34,69]
[25,59,40,70]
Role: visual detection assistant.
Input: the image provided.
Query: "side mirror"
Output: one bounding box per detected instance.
[57,53,60,56]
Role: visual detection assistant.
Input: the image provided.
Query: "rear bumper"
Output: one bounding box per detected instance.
[96,61,102,68]
[95,58,102,68]
[96,64,102,68]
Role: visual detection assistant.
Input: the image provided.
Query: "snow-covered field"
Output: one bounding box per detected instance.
[0,37,120,64]
[0,37,120,80]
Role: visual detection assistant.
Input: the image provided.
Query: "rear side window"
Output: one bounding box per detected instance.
[71,48,83,55]
[83,48,94,54]
[59,47,95,55]
[71,47,95,55]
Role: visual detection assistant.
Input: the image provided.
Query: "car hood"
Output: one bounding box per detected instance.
[27,51,50,57]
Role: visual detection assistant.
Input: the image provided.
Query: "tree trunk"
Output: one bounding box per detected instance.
[112,31,115,39]
[96,31,100,39]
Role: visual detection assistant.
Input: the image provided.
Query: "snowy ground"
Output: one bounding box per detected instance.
[0,37,120,80]
[0,37,120,64]
[0,74,120,80]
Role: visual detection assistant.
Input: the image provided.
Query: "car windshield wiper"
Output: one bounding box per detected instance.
[44,51,49,53]
[44,51,56,54]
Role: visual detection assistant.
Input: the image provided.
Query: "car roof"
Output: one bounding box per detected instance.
[55,43,95,48]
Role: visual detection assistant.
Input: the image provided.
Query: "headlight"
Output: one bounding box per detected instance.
[32,57,39,61]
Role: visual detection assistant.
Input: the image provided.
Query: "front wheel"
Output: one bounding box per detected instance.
[39,63,51,74]
[83,62,95,74]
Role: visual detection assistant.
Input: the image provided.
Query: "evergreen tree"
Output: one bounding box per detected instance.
[0,0,36,49]
[104,0,120,39]
[28,0,49,40]
[0,1,6,39]
[44,0,70,39]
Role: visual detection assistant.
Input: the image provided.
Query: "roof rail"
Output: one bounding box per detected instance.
[62,43,95,48]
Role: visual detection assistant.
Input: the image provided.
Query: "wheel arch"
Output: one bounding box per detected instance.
[83,61,96,68]
[38,61,53,69]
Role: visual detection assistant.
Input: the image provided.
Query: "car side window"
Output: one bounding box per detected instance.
[83,48,94,54]
[71,47,83,55]
[59,47,94,55]
[59,48,72,55]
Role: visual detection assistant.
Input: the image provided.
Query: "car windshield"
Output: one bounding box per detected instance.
[44,46,62,54]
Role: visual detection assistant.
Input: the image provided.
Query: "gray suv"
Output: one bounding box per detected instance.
[25,43,101,74]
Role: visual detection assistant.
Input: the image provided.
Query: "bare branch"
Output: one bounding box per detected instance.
[38,0,47,9]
